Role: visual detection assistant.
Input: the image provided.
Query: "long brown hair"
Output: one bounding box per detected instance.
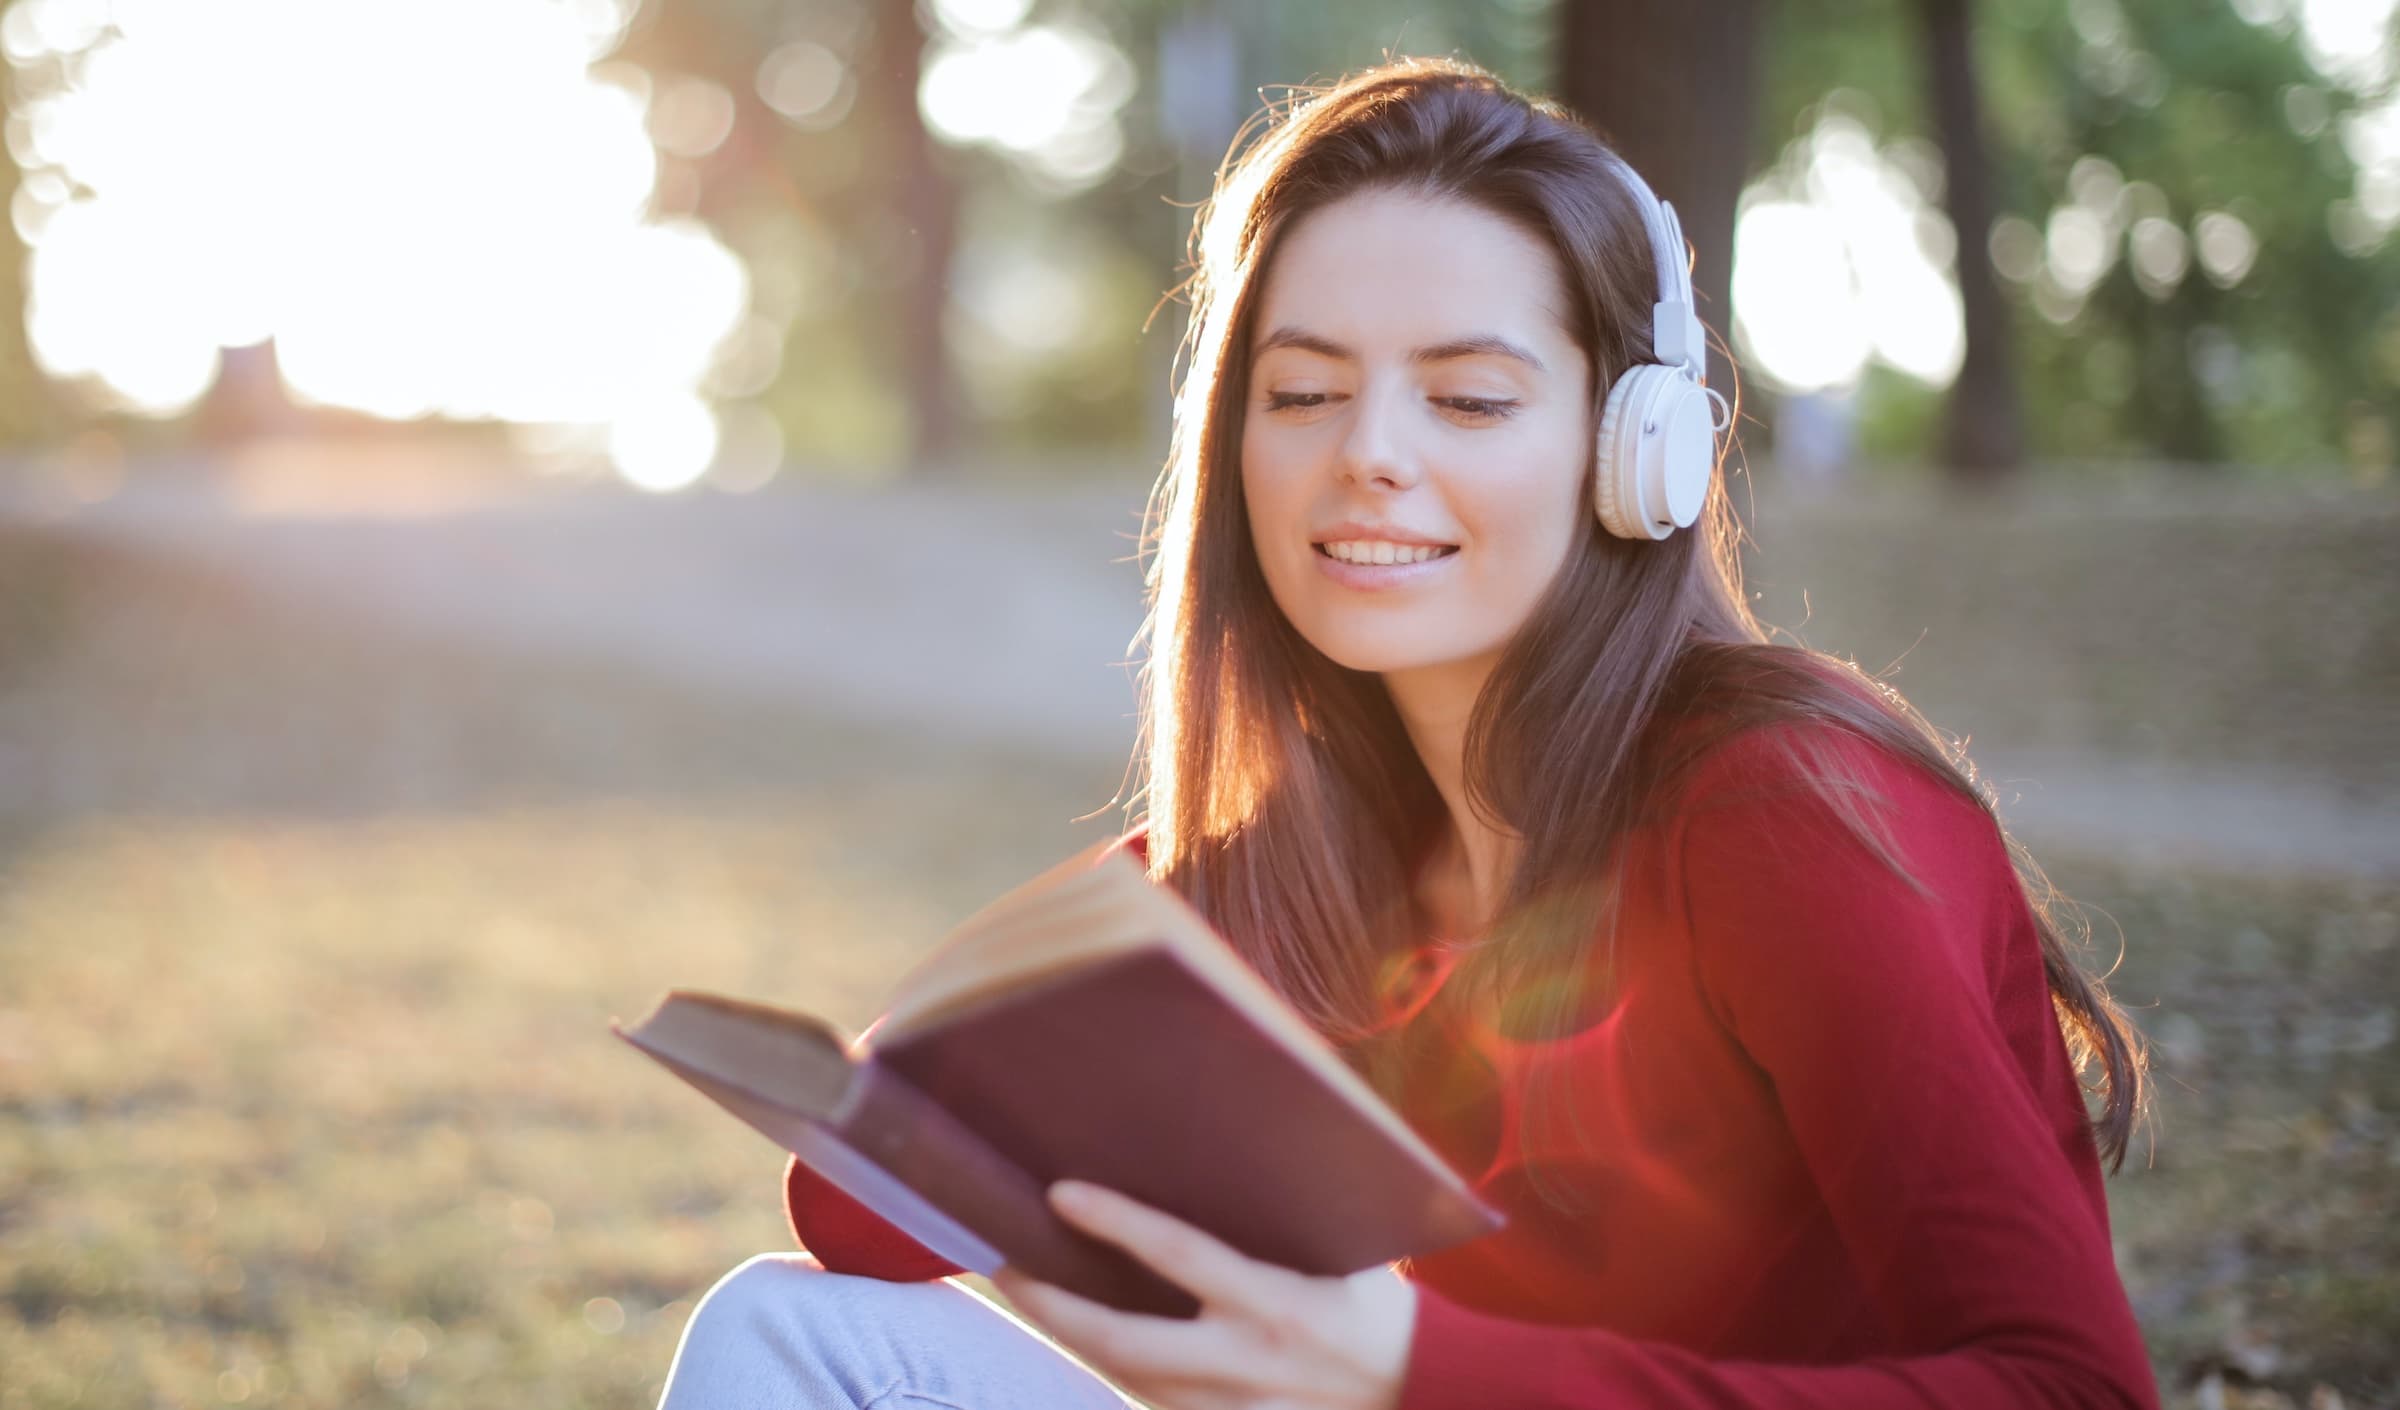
[1123,56,2147,1186]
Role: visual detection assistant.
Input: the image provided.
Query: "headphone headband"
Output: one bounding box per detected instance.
[1605,156,1706,381]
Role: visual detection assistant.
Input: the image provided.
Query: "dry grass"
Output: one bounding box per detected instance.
[0,523,2392,1409]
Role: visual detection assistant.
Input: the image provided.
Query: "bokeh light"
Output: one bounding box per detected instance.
[607,391,718,494]
[1731,108,1965,395]
[2259,0,2400,255]
[2,0,760,490]
[2194,209,2261,287]
[757,41,854,131]
[918,17,1134,191]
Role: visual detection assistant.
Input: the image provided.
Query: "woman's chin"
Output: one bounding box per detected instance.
[1307,634,1478,679]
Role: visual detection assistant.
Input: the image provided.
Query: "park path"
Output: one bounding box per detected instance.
[9,472,2394,881]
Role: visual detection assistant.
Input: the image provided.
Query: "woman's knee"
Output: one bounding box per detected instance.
[665,1255,954,1408]
[685,1254,812,1333]
[681,1254,923,1350]
[662,1254,1133,1410]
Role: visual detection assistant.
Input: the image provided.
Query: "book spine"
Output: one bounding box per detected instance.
[837,1060,1202,1319]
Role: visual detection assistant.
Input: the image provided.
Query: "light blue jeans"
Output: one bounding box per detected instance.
[657,1255,1145,1409]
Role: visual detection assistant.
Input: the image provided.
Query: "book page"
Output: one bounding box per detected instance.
[877,835,1150,1039]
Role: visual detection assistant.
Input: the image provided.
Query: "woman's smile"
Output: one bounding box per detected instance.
[1312,539,1464,590]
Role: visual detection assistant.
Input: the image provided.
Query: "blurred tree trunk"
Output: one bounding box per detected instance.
[191,341,305,446]
[863,0,962,471]
[1553,0,1759,408]
[1916,0,2024,482]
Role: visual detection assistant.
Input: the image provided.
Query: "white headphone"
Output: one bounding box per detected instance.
[1591,159,1732,542]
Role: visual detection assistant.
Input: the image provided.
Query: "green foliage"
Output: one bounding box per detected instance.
[1762,0,2400,473]
[2,0,2392,475]
[1845,361,1946,464]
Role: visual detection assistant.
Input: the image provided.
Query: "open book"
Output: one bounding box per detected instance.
[614,834,1505,1318]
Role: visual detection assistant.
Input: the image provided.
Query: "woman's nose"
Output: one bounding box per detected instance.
[1336,386,1422,491]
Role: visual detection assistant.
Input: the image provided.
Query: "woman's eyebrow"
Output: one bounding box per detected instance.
[1252,325,1548,373]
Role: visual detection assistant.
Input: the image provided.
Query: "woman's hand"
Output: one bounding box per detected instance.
[990,1180,1418,1410]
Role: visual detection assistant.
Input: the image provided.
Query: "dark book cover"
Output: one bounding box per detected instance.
[619,944,1506,1317]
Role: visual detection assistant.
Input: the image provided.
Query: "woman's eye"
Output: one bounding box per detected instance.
[1260,390,1516,419]
[1440,396,1520,421]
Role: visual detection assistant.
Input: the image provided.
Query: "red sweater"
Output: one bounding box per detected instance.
[780,724,2160,1409]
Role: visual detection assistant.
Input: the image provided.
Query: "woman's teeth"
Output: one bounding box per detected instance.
[1318,540,1457,565]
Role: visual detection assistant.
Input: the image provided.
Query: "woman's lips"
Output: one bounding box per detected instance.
[1311,543,1461,590]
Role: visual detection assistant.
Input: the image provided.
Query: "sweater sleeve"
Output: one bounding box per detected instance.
[1398,728,2159,1410]
[782,1154,968,1282]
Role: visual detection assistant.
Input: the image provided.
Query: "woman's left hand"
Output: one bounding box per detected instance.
[990,1180,1418,1410]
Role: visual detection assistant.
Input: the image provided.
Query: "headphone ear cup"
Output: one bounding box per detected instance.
[1593,364,1718,542]
[1592,365,1660,541]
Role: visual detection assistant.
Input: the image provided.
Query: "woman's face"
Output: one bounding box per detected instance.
[1240,187,1594,682]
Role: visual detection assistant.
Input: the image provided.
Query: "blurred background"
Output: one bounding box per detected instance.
[0,0,2393,1407]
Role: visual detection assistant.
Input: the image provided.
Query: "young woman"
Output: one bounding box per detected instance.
[656,57,2158,1410]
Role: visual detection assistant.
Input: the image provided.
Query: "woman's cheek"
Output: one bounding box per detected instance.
[1242,468,1309,605]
